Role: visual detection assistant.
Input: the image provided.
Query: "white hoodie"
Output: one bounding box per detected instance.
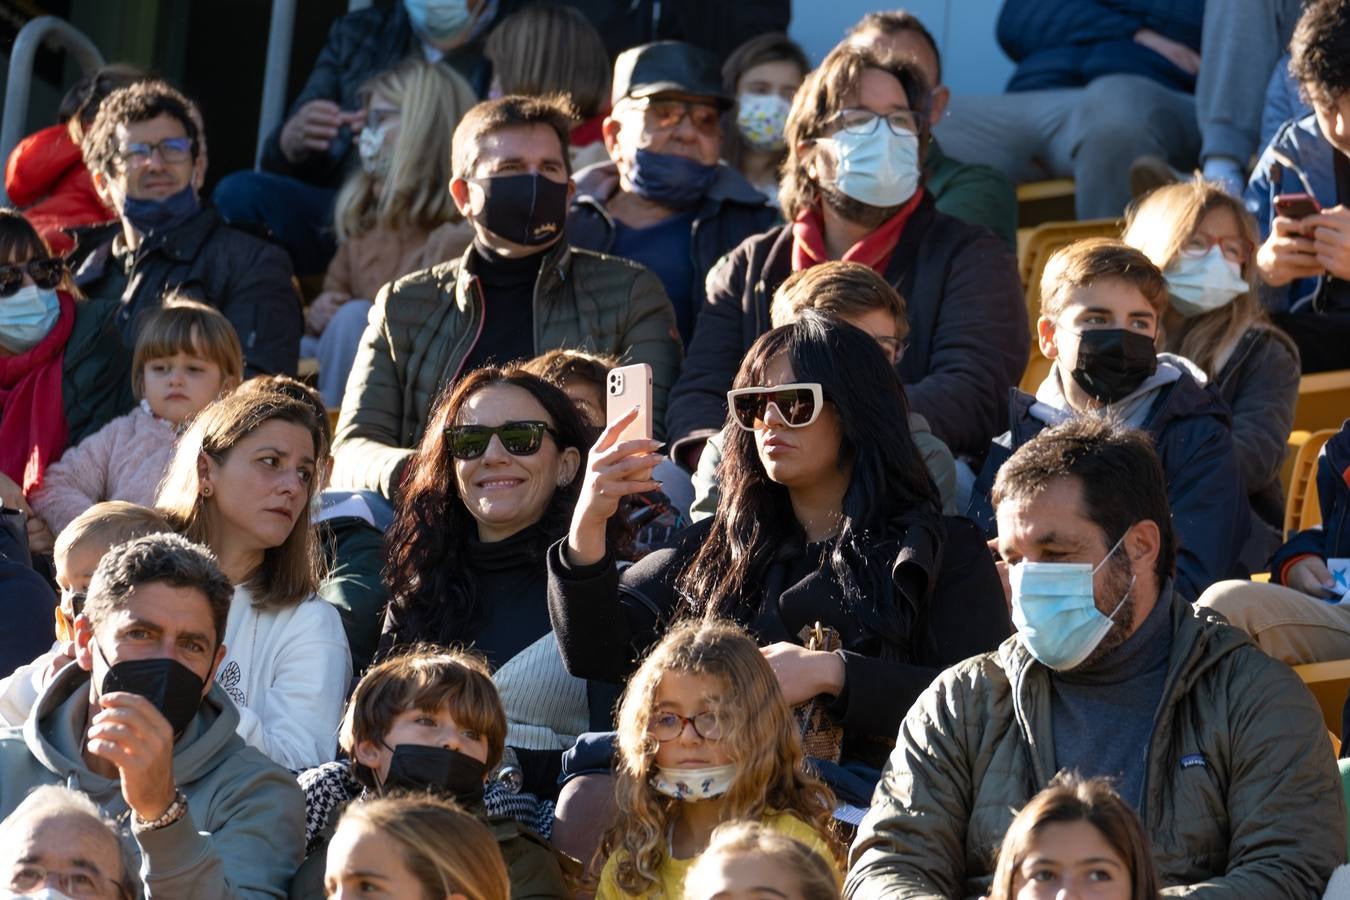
[217,585,351,770]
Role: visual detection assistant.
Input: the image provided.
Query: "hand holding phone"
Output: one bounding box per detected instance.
[1275,192,1321,220]
[606,363,653,444]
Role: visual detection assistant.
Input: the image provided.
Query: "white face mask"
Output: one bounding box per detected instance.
[1165,246,1249,317]
[1,891,78,900]
[357,122,393,178]
[650,763,737,801]
[815,127,920,208]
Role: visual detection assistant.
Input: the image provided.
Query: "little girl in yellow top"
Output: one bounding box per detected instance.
[596,619,840,899]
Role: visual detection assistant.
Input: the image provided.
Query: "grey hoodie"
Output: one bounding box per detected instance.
[0,662,305,899]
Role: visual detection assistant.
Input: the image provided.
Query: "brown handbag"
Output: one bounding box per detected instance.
[791,621,845,762]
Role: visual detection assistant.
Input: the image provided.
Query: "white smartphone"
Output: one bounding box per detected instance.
[606,363,653,445]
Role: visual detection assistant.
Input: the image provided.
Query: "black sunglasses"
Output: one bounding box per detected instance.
[0,257,66,297]
[445,421,558,460]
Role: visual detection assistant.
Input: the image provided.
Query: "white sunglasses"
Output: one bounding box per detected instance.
[726,383,825,431]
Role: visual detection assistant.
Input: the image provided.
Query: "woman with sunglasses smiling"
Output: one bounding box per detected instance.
[549,311,1011,817]
[381,365,616,820]
[0,209,129,555]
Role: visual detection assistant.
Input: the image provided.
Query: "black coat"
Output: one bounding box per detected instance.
[71,209,302,378]
[546,515,1012,769]
[664,194,1027,459]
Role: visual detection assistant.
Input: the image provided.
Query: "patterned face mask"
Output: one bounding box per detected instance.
[650,763,738,800]
[736,93,791,152]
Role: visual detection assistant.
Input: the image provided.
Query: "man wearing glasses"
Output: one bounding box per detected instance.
[72,80,301,380]
[0,786,135,899]
[567,41,778,348]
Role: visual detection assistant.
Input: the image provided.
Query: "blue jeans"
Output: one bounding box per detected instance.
[212,170,337,276]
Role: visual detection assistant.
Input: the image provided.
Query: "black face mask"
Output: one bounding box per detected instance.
[1066,328,1158,405]
[381,743,487,807]
[472,173,569,246]
[98,643,206,737]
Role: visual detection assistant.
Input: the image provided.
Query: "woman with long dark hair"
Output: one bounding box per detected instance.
[381,366,602,815]
[550,312,1010,798]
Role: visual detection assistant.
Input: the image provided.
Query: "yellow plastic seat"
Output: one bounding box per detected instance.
[1285,428,1337,536]
[1293,370,1350,434]
[1294,659,1350,743]
[327,408,340,433]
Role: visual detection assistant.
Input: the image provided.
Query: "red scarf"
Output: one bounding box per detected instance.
[791,189,925,274]
[571,111,607,148]
[0,291,74,497]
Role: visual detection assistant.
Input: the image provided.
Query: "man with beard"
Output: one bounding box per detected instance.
[663,39,1026,468]
[845,417,1343,900]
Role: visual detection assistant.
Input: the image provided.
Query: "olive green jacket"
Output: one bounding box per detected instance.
[846,590,1345,899]
[331,241,681,498]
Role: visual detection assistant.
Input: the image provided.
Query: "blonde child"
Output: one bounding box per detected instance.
[684,821,841,900]
[988,774,1160,900]
[291,646,566,899]
[596,619,840,899]
[0,501,171,725]
[324,794,511,900]
[31,296,241,534]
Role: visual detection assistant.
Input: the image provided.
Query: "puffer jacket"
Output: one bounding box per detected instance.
[4,124,114,255]
[61,294,135,444]
[565,159,779,334]
[845,590,1345,900]
[332,240,681,498]
[969,364,1249,602]
[666,194,1026,459]
[70,208,302,377]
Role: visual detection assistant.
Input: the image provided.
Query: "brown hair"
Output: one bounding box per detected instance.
[519,348,619,394]
[847,10,943,81]
[452,95,576,179]
[485,3,611,120]
[989,773,1160,900]
[156,389,325,609]
[81,79,200,179]
[236,374,333,452]
[780,42,930,221]
[61,63,150,140]
[720,33,810,171]
[1290,0,1350,109]
[335,794,511,900]
[1122,181,1272,376]
[770,260,908,341]
[53,501,173,568]
[131,295,243,400]
[603,619,838,895]
[340,646,507,786]
[685,820,841,900]
[1038,238,1168,322]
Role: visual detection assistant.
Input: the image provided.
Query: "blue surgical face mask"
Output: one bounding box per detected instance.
[405,0,475,47]
[1165,247,1249,318]
[0,284,61,354]
[627,148,719,211]
[815,127,920,208]
[122,183,200,236]
[1009,533,1133,671]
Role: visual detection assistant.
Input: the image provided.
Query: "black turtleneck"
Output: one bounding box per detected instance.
[465,524,554,670]
[459,239,544,374]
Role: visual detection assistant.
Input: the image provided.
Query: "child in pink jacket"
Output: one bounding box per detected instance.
[31,297,242,533]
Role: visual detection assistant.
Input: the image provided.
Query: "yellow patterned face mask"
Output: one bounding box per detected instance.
[736,93,791,152]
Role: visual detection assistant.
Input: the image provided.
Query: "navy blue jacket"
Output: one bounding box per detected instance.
[565,159,778,343]
[968,373,1249,603]
[1272,421,1350,583]
[997,0,1204,93]
[0,509,56,681]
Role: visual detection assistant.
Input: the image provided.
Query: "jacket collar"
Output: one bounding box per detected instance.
[452,238,571,312]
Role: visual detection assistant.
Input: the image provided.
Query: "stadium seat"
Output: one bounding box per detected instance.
[1015,179,1077,229]
[1294,659,1350,747]
[1293,370,1350,434]
[1285,429,1337,537]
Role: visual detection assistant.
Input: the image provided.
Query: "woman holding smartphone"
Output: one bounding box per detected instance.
[548,312,1010,807]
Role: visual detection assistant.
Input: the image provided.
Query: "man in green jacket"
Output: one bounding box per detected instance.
[332,94,681,500]
[0,533,305,899]
[847,416,1344,899]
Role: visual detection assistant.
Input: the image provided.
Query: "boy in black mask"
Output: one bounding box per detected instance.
[291,648,566,899]
[968,238,1248,601]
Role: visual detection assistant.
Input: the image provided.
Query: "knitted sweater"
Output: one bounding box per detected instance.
[30,402,179,534]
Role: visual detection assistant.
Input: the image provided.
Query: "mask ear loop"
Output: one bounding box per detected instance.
[1092,531,1135,622]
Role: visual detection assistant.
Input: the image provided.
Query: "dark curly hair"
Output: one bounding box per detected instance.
[80,79,200,179]
[382,366,593,648]
[1290,0,1350,109]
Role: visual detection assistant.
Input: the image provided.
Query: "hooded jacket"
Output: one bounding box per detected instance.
[331,240,681,499]
[968,357,1248,601]
[845,590,1345,900]
[565,159,779,331]
[664,194,1026,459]
[0,663,305,899]
[4,124,115,255]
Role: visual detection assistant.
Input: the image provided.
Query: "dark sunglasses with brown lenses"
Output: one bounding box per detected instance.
[0,257,66,298]
[445,420,558,460]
